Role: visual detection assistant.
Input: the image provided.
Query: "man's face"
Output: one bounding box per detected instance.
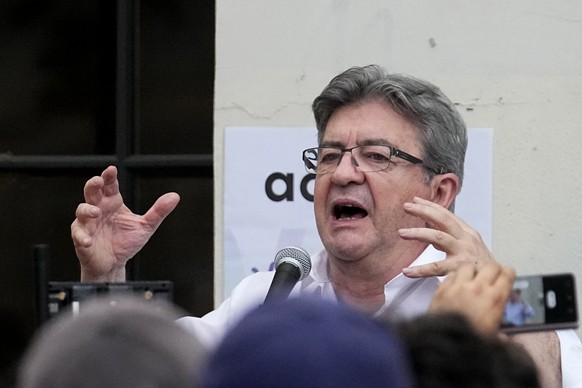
[313,100,433,262]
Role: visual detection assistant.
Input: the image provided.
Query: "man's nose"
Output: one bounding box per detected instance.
[338,151,359,169]
[331,151,364,184]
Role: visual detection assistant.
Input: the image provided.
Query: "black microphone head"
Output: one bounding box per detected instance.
[274,247,312,281]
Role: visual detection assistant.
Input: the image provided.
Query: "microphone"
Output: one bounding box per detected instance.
[264,247,312,304]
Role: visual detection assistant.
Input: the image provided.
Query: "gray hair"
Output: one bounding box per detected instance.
[18,297,208,388]
[312,65,467,186]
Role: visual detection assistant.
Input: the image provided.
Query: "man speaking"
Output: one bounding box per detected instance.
[72,65,582,387]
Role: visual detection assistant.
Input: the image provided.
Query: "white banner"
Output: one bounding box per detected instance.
[224,127,492,297]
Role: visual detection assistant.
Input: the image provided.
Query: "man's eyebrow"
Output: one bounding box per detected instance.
[359,138,393,146]
[319,138,394,147]
[319,140,344,148]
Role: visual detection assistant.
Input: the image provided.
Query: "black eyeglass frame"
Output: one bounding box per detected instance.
[302,145,443,175]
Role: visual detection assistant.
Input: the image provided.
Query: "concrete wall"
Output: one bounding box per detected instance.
[214,1,582,332]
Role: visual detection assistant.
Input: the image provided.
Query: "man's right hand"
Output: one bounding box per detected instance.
[70,166,180,282]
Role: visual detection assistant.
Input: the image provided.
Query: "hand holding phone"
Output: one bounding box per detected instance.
[500,273,578,333]
[428,261,516,334]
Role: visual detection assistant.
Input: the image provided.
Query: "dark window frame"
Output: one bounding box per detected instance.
[0,0,214,280]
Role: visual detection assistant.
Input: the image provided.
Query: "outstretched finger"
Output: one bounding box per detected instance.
[83,175,105,205]
[403,259,455,278]
[142,192,181,230]
[406,197,473,237]
[101,166,120,197]
[398,226,457,252]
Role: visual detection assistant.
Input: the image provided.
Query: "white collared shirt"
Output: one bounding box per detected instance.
[178,247,444,347]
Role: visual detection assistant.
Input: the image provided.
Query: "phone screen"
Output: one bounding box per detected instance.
[500,273,578,333]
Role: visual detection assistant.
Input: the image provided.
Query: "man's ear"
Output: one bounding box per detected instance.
[429,173,461,210]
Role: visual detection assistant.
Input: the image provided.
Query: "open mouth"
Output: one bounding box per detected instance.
[333,204,368,220]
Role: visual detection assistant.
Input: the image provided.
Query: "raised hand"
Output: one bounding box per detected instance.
[399,196,495,278]
[428,261,515,334]
[70,166,180,281]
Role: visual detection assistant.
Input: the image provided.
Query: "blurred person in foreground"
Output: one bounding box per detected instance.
[201,298,416,388]
[17,297,208,388]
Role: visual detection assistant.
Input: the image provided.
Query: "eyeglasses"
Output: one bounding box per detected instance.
[302,145,442,175]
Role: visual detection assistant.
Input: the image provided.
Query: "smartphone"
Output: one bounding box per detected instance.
[500,273,578,333]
